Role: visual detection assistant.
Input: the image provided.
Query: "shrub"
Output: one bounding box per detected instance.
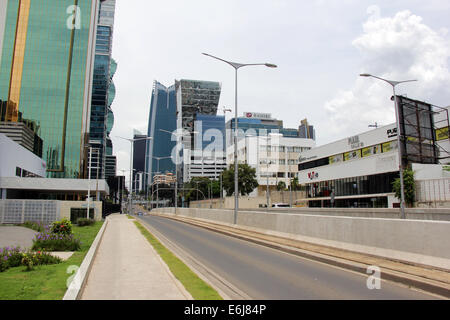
[51,218,73,235]
[76,218,95,227]
[32,231,81,251]
[22,221,49,233]
[0,247,61,272]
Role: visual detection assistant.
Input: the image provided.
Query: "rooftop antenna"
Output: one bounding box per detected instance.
[368,122,379,129]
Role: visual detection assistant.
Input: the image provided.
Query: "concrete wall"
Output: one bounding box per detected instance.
[189,190,307,209]
[59,201,102,221]
[155,207,450,270]
[0,200,102,224]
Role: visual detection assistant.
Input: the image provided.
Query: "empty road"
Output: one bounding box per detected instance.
[139,214,439,300]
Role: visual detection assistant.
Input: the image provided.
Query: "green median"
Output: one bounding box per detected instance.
[133,220,223,300]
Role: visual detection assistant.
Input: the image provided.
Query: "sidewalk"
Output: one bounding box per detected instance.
[80,214,192,300]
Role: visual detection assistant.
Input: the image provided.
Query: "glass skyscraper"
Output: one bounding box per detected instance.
[89,0,116,179]
[0,0,100,178]
[145,79,222,186]
[145,81,177,185]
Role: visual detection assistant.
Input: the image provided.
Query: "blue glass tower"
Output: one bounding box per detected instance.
[145,81,177,186]
[88,0,116,179]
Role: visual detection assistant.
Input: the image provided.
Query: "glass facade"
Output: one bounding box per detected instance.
[306,172,399,208]
[0,0,98,178]
[194,114,225,152]
[176,79,221,134]
[146,82,177,184]
[88,0,116,179]
[226,117,308,147]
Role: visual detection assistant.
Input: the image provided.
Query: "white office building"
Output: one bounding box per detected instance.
[227,133,316,191]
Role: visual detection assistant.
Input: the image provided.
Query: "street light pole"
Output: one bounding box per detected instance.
[202,53,277,224]
[159,129,195,214]
[116,136,153,216]
[360,74,417,219]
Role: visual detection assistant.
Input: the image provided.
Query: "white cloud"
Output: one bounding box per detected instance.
[320,8,450,145]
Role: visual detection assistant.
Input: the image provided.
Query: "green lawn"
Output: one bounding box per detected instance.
[134,220,223,300]
[0,222,103,300]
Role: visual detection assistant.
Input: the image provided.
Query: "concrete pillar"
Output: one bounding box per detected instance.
[1,188,6,199]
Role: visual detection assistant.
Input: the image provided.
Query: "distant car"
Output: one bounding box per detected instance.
[271,203,290,208]
[137,212,143,216]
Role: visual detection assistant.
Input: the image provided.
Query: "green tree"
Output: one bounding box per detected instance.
[277,181,286,191]
[183,177,211,202]
[290,177,300,191]
[392,168,416,207]
[221,164,259,196]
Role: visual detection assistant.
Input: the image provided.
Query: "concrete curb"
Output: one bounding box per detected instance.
[154,212,450,299]
[62,217,109,300]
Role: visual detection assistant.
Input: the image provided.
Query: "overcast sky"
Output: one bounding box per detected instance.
[110,0,450,176]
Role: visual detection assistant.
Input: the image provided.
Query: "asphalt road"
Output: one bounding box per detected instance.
[139,214,439,300]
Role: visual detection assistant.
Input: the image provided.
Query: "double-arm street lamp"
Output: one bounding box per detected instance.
[360,73,417,219]
[116,135,153,215]
[159,128,197,213]
[152,156,172,209]
[202,53,277,224]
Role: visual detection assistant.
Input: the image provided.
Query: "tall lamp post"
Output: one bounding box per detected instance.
[116,136,153,216]
[360,73,417,219]
[152,156,172,209]
[159,129,196,213]
[202,53,277,224]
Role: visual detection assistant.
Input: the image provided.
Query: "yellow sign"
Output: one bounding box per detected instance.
[382,141,397,153]
[344,150,361,161]
[362,145,382,157]
[436,127,449,141]
[329,154,343,164]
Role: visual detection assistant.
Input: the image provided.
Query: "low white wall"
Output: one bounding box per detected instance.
[155,207,450,270]
[60,201,102,221]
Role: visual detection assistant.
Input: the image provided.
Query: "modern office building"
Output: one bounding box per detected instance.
[132,133,147,193]
[228,133,316,193]
[226,112,313,147]
[146,79,222,187]
[0,117,42,158]
[145,81,177,188]
[104,155,116,178]
[88,0,116,179]
[299,118,316,141]
[297,123,401,208]
[184,114,227,181]
[0,0,101,178]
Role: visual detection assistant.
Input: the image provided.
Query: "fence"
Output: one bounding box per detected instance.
[416,179,450,203]
[0,200,60,224]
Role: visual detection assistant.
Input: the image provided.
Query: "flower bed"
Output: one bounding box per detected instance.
[0,246,61,272]
[22,221,49,233]
[32,232,81,252]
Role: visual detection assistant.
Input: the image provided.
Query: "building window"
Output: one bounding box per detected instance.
[16,167,22,177]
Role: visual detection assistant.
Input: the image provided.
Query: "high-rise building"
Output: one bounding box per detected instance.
[299,118,316,141]
[145,81,177,187]
[0,0,101,178]
[88,0,116,179]
[133,132,147,193]
[184,114,226,181]
[226,112,307,147]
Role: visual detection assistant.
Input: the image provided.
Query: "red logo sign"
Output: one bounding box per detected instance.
[246,113,253,118]
[308,172,318,180]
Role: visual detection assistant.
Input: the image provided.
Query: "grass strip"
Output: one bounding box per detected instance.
[0,222,103,300]
[126,214,135,219]
[133,220,222,300]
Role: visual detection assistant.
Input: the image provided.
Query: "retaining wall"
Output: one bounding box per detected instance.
[155,207,450,270]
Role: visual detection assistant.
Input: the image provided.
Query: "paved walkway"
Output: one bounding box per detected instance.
[0,226,36,249]
[80,214,192,300]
